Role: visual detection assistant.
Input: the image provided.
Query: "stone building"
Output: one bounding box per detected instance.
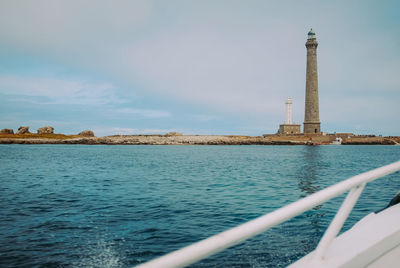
[278,98,301,135]
[303,28,321,134]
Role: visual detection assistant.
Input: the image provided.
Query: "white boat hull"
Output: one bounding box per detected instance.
[289,203,400,267]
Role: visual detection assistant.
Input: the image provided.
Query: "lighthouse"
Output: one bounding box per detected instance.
[303,28,321,133]
[285,98,293,125]
[278,98,301,135]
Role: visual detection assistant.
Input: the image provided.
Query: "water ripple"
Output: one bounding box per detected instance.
[0,145,399,267]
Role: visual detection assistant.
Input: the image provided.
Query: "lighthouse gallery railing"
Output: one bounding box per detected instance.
[136,160,400,268]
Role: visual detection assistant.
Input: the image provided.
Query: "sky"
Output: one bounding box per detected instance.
[0,0,399,136]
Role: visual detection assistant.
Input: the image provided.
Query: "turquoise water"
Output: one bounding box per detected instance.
[0,145,399,267]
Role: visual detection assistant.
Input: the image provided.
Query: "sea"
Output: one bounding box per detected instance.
[0,144,399,267]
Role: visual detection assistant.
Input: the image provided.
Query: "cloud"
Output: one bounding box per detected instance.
[97,127,176,136]
[115,108,171,118]
[0,0,305,115]
[0,1,399,135]
[0,0,153,49]
[0,75,123,105]
[123,25,301,114]
[2,1,398,115]
[190,114,220,122]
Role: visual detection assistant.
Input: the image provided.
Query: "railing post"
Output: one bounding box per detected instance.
[312,182,366,261]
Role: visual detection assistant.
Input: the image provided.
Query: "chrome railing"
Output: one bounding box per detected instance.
[136,160,400,268]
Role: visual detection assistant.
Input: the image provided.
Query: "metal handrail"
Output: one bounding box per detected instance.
[135,160,400,268]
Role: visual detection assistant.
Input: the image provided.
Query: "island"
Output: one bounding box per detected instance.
[0,127,399,145]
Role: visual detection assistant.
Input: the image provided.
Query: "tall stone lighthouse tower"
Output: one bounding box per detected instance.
[303,28,321,134]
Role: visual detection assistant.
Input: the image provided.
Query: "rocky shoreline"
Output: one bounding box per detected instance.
[1,126,399,145]
[1,134,399,145]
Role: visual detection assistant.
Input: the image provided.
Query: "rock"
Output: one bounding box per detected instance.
[37,126,54,134]
[17,126,30,134]
[0,128,14,134]
[78,130,95,137]
[382,139,396,145]
[165,132,183,137]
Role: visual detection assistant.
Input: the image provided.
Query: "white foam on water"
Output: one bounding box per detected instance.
[74,239,124,268]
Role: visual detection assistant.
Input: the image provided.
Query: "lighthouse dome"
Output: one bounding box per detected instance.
[308,28,316,39]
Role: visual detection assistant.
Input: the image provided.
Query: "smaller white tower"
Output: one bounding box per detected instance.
[278,97,300,135]
[285,97,293,125]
